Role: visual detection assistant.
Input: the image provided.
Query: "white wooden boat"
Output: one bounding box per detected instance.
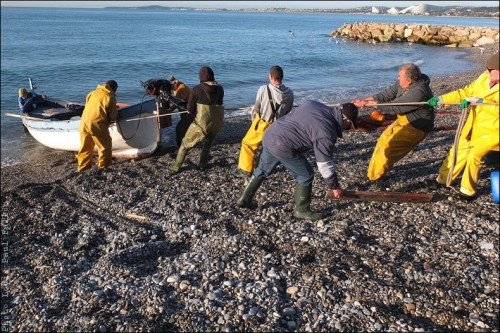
[22,97,161,158]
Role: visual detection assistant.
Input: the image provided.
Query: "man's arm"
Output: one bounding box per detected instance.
[314,138,342,195]
[108,96,118,123]
[377,86,430,115]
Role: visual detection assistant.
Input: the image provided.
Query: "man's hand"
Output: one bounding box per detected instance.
[427,96,440,107]
[327,188,343,199]
[353,98,373,109]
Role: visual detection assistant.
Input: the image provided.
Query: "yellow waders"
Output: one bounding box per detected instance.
[367,115,427,181]
[437,139,493,196]
[77,131,112,171]
[237,114,270,173]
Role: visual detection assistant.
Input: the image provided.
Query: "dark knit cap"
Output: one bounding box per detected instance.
[486,52,499,70]
[341,103,358,128]
[106,80,118,92]
[199,66,215,82]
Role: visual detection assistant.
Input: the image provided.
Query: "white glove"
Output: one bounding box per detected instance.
[465,97,483,105]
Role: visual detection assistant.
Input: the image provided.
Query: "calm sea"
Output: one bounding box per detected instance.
[1,7,498,166]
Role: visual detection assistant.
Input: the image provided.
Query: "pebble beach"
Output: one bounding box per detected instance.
[1,44,498,332]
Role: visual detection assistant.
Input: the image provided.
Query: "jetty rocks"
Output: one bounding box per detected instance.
[332,22,499,47]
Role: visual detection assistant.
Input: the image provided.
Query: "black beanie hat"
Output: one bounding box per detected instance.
[199,66,215,82]
[106,80,118,92]
[341,103,358,128]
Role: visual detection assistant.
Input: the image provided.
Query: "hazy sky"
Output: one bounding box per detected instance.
[2,1,499,9]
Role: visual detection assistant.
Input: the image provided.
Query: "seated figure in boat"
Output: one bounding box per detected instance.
[18,88,47,113]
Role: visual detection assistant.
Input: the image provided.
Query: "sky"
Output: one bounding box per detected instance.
[1,1,499,9]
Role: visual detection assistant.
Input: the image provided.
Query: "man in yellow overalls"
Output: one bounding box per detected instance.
[428,52,499,199]
[233,66,294,179]
[353,64,434,183]
[77,80,118,172]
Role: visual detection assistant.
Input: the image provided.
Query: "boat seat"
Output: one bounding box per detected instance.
[27,103,85,120]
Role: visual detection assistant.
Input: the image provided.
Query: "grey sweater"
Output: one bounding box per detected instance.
[373,74,434,132]
[252,83,294,122]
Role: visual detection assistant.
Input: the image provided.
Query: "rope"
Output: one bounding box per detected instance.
[446,105,470,187]
[326,101,499,107]
[116,93,149,140]
[121,110,189,122]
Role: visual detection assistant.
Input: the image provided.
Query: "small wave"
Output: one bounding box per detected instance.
[413,59,425,66]
[1,156,21,167]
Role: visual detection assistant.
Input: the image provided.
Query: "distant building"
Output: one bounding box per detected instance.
[400,3,429,15]
[387,7,399,15]
[372,6,380,14]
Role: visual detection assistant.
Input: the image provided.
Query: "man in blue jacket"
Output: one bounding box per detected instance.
[236,100,358,221]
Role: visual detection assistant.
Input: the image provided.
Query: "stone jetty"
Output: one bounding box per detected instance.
[331,22,499,47]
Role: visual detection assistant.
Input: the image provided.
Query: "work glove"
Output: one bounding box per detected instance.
[427,96,440,107]
[460,97,483,109]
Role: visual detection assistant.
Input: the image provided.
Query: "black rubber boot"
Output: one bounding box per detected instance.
[237,176,264,209]
[198,139,213,170]
[294,184,324,221]
[169,146,187,173]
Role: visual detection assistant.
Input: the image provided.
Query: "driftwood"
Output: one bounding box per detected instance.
[326,190,433,203]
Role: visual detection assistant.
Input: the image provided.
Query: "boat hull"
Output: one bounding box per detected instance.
[23,99,161,158]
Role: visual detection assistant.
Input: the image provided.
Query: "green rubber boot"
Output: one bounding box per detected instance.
[237,175,264,209]
[294,184,324,221]
[169,146,187,173]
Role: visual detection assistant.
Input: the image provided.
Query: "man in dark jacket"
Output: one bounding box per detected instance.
[169,66,224,172]
[236,100,358,221]
[352,63,434,181]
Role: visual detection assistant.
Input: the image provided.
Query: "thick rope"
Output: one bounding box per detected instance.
[446,105,470,187]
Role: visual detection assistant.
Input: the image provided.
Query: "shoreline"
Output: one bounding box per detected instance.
[1,44,498,331]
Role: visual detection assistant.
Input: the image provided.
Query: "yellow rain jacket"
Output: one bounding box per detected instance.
[77,83,117,171]
[438,71,499,196]
[79,84,117,136]
[174,82,191,101]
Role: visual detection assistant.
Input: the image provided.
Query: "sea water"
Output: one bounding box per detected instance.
[1,7,497,166]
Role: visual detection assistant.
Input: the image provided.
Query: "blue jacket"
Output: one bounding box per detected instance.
[18,92,44,113]
[262,100,343,189]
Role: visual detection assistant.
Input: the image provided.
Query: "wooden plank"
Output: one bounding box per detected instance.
[326,190,433,203]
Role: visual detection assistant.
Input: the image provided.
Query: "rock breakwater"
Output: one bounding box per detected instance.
[332,22,499,47]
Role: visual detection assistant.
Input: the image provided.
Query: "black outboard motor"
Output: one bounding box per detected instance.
[142,79,172,96]
[141,79,174,128]
[141,78,173,111]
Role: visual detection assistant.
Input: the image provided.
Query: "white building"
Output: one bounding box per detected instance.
[400,3,429,15]
[387,7,399,15]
